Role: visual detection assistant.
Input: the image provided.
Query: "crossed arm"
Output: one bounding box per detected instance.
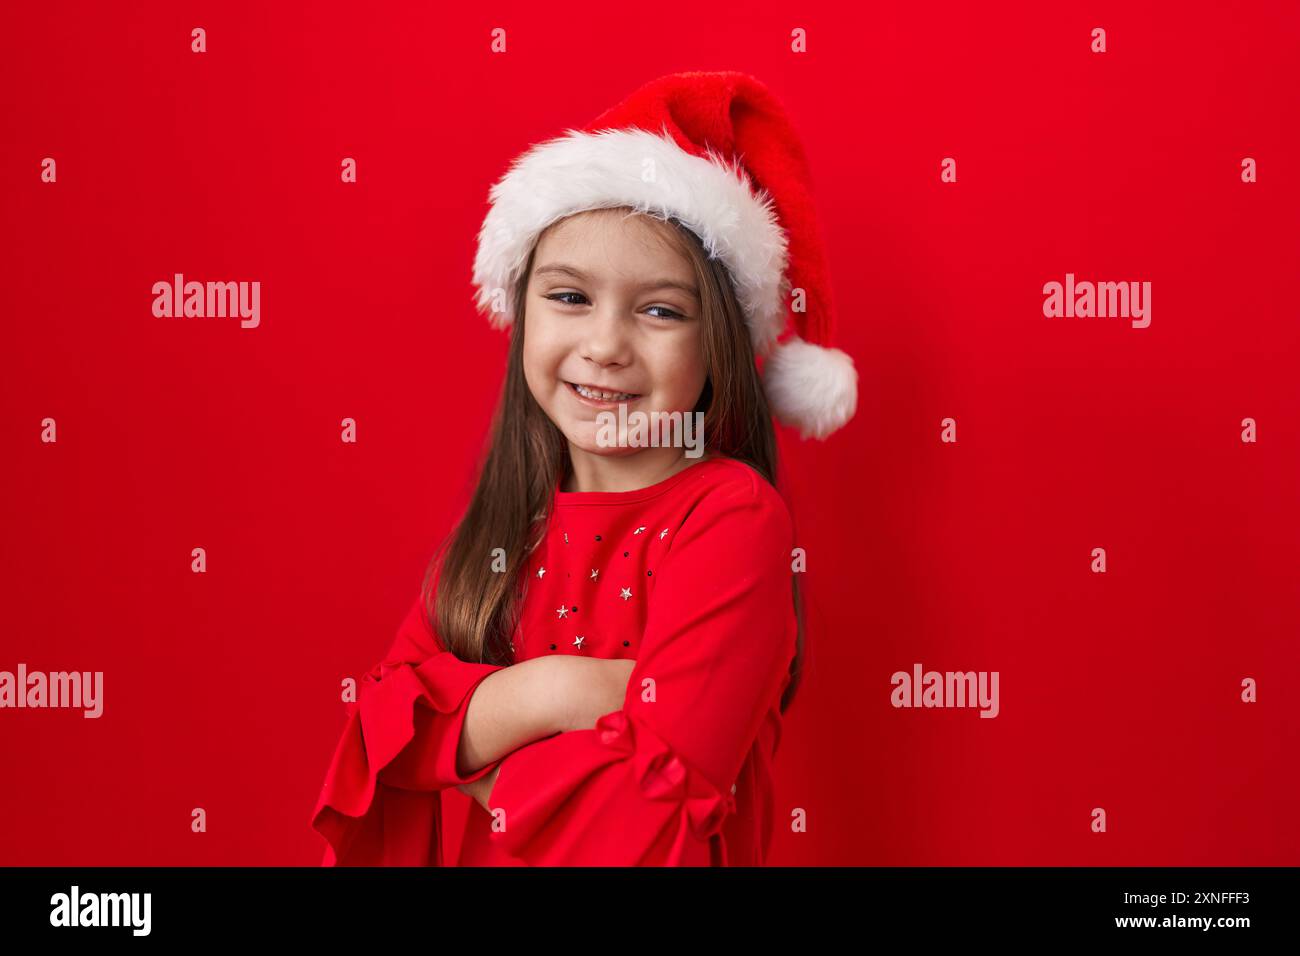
[312,473,794,866]
[453,656,637,811]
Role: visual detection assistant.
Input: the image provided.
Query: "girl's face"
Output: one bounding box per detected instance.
[522,209,708,459]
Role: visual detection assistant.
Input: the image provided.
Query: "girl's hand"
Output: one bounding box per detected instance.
[553,657,637,733]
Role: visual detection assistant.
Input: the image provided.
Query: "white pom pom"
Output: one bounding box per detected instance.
[762,336,858,440]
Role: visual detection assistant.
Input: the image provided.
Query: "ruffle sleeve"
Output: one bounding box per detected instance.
[311,594,507,866]
[486,467,796,866]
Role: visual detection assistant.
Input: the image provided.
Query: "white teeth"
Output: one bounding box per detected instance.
[573,383,637,402]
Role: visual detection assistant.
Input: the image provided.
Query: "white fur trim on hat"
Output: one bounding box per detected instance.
[472,125,790,356]
[763,335,858,440]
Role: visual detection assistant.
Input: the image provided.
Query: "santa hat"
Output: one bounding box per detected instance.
[470,71,857,440]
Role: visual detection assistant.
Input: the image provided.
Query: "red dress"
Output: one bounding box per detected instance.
[310,454,798,866]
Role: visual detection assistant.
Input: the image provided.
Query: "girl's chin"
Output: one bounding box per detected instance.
[563,423,642,456]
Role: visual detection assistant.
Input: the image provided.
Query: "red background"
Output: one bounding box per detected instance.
[1,1,1297,865]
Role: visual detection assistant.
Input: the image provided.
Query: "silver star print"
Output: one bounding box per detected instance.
[659,528,669,540]
[572,635,586,650]
[590,568,599,581]
[633,526,647,535]
[556,606,568,619]
[537,566,547,579]
[620,587,632,601]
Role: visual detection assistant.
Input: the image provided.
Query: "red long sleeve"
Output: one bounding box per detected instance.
[486,468,796,865]
[310,594,507,865]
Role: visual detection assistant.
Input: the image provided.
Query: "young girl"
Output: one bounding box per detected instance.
[311,71,857,866]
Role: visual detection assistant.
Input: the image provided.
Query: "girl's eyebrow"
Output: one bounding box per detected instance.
[534,262,699,300]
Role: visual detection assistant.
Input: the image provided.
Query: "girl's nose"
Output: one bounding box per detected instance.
[579,302,633,366]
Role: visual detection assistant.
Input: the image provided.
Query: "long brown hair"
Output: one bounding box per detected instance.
[423,208,805,713]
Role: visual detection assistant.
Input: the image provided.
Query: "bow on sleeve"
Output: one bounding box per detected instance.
[598,710,737,840]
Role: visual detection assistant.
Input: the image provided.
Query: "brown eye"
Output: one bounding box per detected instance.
[645,305,687,320]
[546,292,588,306]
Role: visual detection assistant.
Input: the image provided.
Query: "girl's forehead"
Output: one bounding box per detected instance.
[545,207,662,241]
[535,211,691,274]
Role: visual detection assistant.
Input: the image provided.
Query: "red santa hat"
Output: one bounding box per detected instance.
[471,70,857,440]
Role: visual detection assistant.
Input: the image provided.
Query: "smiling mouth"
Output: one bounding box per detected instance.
[565,381,642,403]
